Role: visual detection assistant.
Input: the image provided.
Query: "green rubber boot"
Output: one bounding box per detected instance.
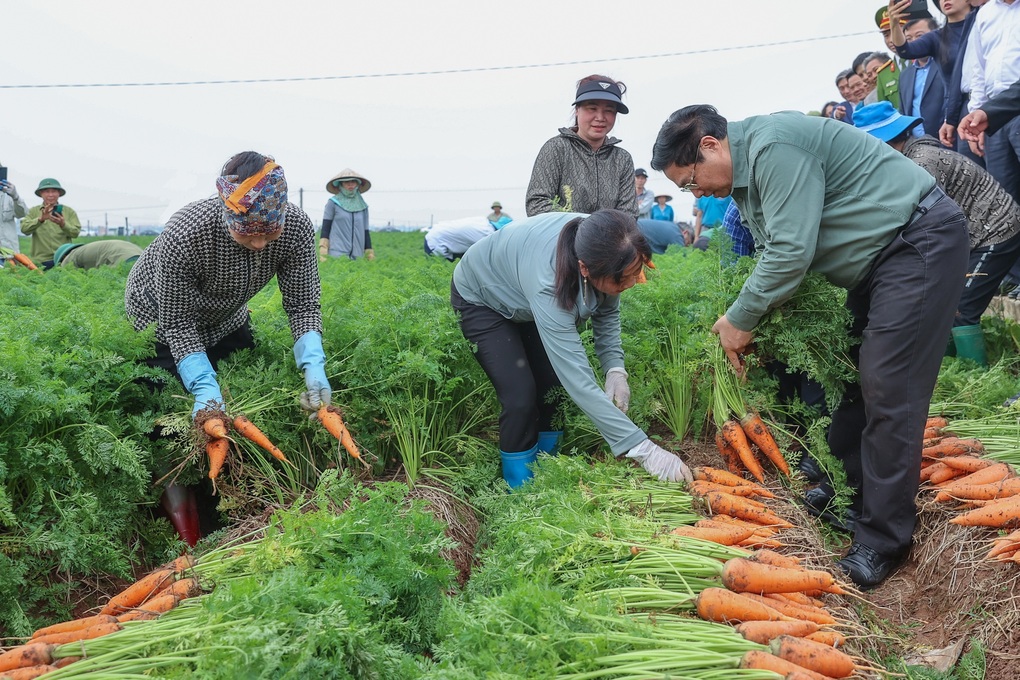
[951,324,987,367]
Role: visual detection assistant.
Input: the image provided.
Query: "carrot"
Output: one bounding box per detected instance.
[171,554,196,572]
[129,592,179,615]
[721,420,765,483]
[695,587,792,624]
[163,577,200,601]
[936,478,1020,503]
[705,491,793,528]
[674,522,755,546]
[950,495,1020,527]
[690,479,776,499]
[737,536,785,549]
[716,431,744,475]
[31,614,118,640]
[31,622,121,646]
[100,568,175,615]
[317,405,361,460]
[202,417,229,439]
[940,456,996,473]
[739,650,836,680]
[771,635,857,679]
[116,610,159,623]
[710,515,780,537]
[928,466,966,486]
[740,412,791,476]
[925,416,949,430]
[938,463,1011,492]
[750,549,802,569]
[771,591,827,610]
[986,529,1020,559]
[693,466,760,488]
[735,619,820,644]
[11,253,38,271]
[0,646,53,673]
[206,437,230,482]
[52,657,80,668]
[0,665,60,680]
[805,630,847,648]
[920,461,949,483]
[741,592,838,626]
[232,415,289,463]
[922,437,984,458]
[722,557,845,595]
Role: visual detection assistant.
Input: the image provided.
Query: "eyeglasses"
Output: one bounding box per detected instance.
[678,158,699,193]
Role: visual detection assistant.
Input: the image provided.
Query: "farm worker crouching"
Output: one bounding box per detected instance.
[854,101,1020,368]
[53,240,144,269]
[320,168,374,261]
[451,208,693,488]
[19,178,81,269]
[125,151,329,544]
[652,105,968,588]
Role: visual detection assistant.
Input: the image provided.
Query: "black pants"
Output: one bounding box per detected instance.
[958,230,1020,326]
[143,321,256,386]
[828,189,968,556]
[451,282,562,453]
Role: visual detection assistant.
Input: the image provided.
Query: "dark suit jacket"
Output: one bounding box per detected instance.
[945,10,978,127]
[899,60,946,137]
[981,78,1020,136]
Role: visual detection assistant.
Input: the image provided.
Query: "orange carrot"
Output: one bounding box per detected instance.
[317,405,361,460]
[920,461,949,482]
[739,650,836,680]
[771,635,857,679]
[163,577,200,601]
[772,591,827,610]
[740,412,791,476]
[232,415,289,463]
[735,619,820,644]
[715,431,744,475]
[938,463,1011,492]
[202,417,229,439]
[0,646,53,673]
[986,529,1020,560]
[710,515,780,537]
[750,549,803,569]
[922,437,984,458]
[722,557,845,595]
[695,587,791,624]
[673,522,755,546]
[925,416,948,430]
[100,568,175,615]
[693,466,760,488]
[11,253,38,271]
[171,554,196,572]
[705,491,793,528]
[722,420,765,483]
[31,614,118,640]
[804,630,847,648]
[737,536,785,549]
[936,478,1020,503]
[949,495,1020,527]
[690,479,776,499]
[940,456,996,473]
[928,466,966,486]
[206,437,230,481]
[31,622,121,646]
[130,592,180,615]
[0,665,60,680]
[52,657,80,668]
[741,593,838,626]
[116,610,159,623]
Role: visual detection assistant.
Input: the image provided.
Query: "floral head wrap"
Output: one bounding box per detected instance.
[215,160,288,235]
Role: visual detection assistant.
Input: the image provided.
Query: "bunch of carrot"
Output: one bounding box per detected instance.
[712,350,791,482]
[198,412,290,489]
[677,466,792,549]
[919,416,1020,544]
[7,253,39,271]
[0,556,200,677]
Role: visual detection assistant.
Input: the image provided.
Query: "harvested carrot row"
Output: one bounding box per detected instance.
[721,420,765,483]
[695,587,791,623]
[31,614,118,640]
[202,417,229,439]
[741,412,791,476]
[317,405,362,461]
[0,646,53,673]
[206,437,231,482]
[950,495,1020,527]
[693,466,761,488]
[739,650,835,680]
[0,665,60,680]
[735,619,819,644]
[233,415,289,463]
[705,491,792,528]
[31,622,121,646]
[722,557,846,595]
[100,568,175,615]
[771,635,857,678]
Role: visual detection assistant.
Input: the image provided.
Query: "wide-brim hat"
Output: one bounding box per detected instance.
[655,194,673,202]
[572,79,629,114]
[854,101,922,142]
[326,168,371,194]
[53,242,82,265]
[35,178,66,197]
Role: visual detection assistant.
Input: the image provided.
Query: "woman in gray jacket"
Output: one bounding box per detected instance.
[525,75,640,218]
[451,209,692,488]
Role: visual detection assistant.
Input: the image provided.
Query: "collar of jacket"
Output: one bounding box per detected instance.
[558,126,622,152]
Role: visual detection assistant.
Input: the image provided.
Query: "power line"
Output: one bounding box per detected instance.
[0,32,871,90]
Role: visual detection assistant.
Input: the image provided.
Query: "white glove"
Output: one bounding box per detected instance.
[605,367,630,413]
[625,439,693,483]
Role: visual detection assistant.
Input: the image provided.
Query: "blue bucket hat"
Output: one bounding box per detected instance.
[853,101,922,142]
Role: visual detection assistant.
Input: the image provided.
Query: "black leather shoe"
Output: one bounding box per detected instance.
[836,542,905,589]
[801,486,858,533]
[797,455,825,484]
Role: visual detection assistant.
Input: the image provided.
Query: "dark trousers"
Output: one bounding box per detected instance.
[984,116,1020,204]
[451,282,562,453]
[143,321,256,386]
[957,230,1020,326]
[828,190,968,556]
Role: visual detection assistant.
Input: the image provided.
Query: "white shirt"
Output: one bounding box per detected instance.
[425,216,495,260]
[968,0,1020,110]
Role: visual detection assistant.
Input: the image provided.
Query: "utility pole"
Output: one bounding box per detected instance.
[299,187,303,210]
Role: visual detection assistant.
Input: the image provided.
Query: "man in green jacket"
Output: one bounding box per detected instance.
[19,178,81,269]
[54,240,143,269]
[651,106,968,588]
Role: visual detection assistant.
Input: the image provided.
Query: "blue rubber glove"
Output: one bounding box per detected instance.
[294,331,332,412]
[177,352,224,417]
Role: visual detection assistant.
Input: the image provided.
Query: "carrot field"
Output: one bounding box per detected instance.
[2,231,1020,679]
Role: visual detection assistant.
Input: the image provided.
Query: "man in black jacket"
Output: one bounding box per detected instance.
[959,78,1020,149]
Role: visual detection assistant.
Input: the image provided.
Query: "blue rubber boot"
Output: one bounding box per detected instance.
[536,430,564,456]
[500,444,539,489]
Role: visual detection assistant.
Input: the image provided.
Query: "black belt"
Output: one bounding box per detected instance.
[906,186,947,228]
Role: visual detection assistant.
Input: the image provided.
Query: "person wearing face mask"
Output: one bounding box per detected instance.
[451,209,692,488]
[526,75,639,218]
[320,169,375,261]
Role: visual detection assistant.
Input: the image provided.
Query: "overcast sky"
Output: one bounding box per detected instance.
[1,0,939,230]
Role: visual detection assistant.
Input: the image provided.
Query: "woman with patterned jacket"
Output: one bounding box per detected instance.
[126,151,331,420]
[525,74,639,218]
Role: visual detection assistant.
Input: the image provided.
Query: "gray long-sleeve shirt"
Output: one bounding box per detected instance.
[452,211,645,455]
